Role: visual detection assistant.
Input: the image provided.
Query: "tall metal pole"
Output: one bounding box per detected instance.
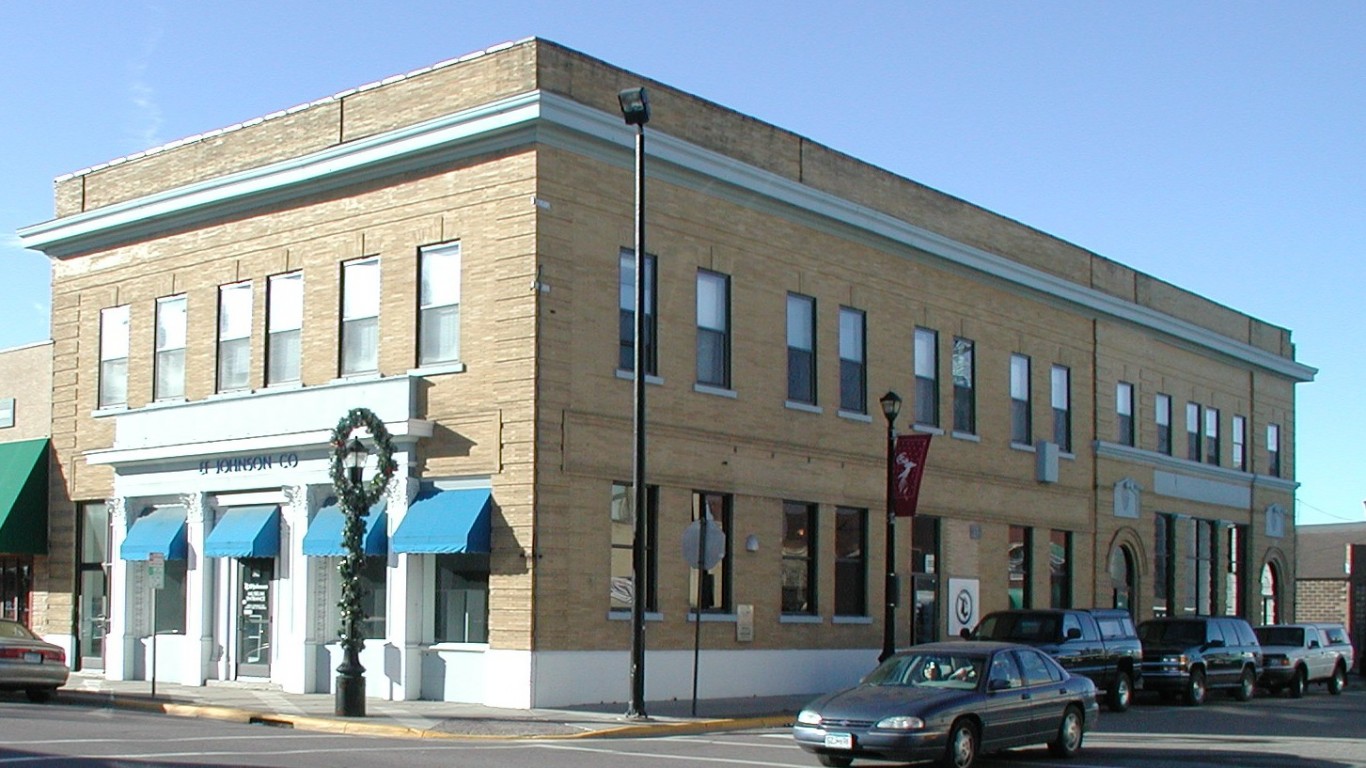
[880,411,898,662]
[626,107,649,721]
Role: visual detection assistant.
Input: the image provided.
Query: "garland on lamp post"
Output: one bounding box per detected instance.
[329,407,396,716]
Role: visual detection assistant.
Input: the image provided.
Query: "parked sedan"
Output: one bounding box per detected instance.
[793,641,1098,768]
[0,618,69,702]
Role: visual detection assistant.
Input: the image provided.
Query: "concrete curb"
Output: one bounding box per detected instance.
[53,690,794,741]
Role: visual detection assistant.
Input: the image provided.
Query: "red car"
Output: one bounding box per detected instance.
[0,618,69,702]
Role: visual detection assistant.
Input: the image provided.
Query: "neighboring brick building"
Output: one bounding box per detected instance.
[0,341,53,627]
[18,39,1313,707]
[1295,522,1366,671]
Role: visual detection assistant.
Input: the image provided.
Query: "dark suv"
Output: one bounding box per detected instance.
[1138,616,1262,706]
[968,608,1142,711]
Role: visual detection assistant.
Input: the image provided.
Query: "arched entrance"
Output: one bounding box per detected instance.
[1109,544,1137,615]
[1260,560,1281,624]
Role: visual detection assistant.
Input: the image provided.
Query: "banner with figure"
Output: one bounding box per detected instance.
[893,433,932,517]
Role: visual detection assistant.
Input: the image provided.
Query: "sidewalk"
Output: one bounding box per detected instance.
[53,673,808,740]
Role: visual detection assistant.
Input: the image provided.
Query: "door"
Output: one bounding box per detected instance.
[77,569,108,671]
[237,558,273,678]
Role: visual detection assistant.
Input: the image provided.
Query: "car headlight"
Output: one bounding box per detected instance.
[1162,654,1188,666]
[876,715,926,730]
[796,710,823,726]
[1268,657,1289,667]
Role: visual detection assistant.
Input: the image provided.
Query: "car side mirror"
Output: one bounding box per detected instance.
[1066,627,1082,640]
[988,678,1011,691]
[1205,639,1225,649]
[1309,640,1321,649]
[959,628,972,640]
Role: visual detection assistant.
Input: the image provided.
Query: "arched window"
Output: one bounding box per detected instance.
[1109,544,1136,615]
[1260,561,1280,624]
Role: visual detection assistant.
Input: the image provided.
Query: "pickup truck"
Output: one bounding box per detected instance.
[965,608,1142,711]
[1255,623,1348,697]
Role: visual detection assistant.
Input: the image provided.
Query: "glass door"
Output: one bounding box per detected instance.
[237,558,273,678]
[78,570,108,670]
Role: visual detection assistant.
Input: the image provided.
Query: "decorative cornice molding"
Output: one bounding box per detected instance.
[1095,440,1299,492]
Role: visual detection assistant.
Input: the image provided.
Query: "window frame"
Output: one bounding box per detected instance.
[952,337,976,434]
[786,293,816,405]
[833,506,868,617]
[781,501,818,616]
[1116,381,1134,446]
[1186,402,1202,461]
[340,256,380,377]
[619,249,658,376]
[266,271,303,386]
[1009,525,1033,609]
[1267,423,1281,477]
[695,270,731,388]
[1050,364,1071,452]
[98,305,131,409]
[1155,393,1172,455]
[1232,415,1247,471]
[838,307,867,413]
[913,327,939,427]
[154,295,187,401]
[610,482,659,613]
[1049,529,1072,609]
[1009,354,1032,446]
[1204,407,1221,465]
[418,242,462,367]
[690,491,734,613]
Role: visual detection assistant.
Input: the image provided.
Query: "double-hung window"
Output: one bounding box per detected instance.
[833,507,867,616]
[913,328,938,427]
[1009,354,1032,445]
[341,257,380,376]
[610,482,658,612]
[839,308,866,413]
[99,305,130,408]
[1051,365,1071,452]
[217,281,252,393]
[786,294,816,404]
[154,295,187,401]
[781,501,818,615]
[1232,415,1247,471]
[266,272,302,386]
[619,250,657,375]
[952,337,976,434]
[1204,408,1221,465]
[1186,402,1202,461]
[1116,382,1134,446]
[695,270,730,388]
[419,243,461,366]
[1267,424,1281,477]
[1155,393,1172,455]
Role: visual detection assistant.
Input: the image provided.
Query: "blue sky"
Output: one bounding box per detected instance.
[2,2,1361,525]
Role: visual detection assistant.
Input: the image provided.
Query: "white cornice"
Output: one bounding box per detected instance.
[19,91,1314,382]
[1094,440,1300,493]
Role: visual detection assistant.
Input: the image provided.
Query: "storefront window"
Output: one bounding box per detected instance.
[154,560,187,634]
[435,554,488,643]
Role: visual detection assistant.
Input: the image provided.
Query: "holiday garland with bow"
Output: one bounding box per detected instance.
[329,407,397,657]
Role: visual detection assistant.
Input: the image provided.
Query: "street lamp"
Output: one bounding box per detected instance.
[879,391,902,663]
[329,408,396,718]
[619,85,650,721]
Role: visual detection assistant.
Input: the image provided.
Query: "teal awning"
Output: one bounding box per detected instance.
[121,506,187,561]
[302,498,388,557]
[0,438,48,555]
[204,505,280,558]
[391,488,491,554]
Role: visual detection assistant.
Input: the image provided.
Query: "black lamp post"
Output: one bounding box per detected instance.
[335,435,370,716]
[879,391,902,663]
[619,85,650,721]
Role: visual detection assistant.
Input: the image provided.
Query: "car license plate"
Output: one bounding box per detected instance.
[22,652,41,663]
[824,732,853,750]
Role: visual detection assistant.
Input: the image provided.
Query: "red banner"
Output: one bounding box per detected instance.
[893,433,932,517]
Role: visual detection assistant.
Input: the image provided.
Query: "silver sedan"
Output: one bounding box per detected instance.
[0,618,70,702]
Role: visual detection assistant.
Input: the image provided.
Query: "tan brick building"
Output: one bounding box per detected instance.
[18,39,1313,707]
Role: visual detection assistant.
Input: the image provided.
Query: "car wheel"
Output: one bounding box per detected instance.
[817,754,853,768]
[938,718,978,768]
[24,688,54,704]
[1233,666,1256,702]
[1184,668,1206,706]
[1107,670,1133,712]
[1288,667,1307,699]
[1048,705,1085,758]
[1328,665,1347,695]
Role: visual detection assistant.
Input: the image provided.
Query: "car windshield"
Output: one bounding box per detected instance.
[863,652,984,690]
[976,613,1059,642]
[1139,620,1205,645]
[0,620,37,640]
[1255,627,1303,647]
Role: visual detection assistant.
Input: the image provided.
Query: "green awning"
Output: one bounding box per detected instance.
[0,438,48,555]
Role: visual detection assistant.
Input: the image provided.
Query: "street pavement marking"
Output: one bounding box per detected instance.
[533,741,807,766]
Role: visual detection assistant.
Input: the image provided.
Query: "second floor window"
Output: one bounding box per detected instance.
[217,281,252,393]
[341,257,380,376]
[1051,365,1071,452]
[99,305,130,408]
[1204,407,1221,465]
[952,337,975,434]
[839,307,866,413]
[419,243,462,366]
[695,270,730,388]
[1186,402,1201,461]
[781,501,818,615]
[154,295,186,400]
[1267,424,1281,477]
[1010,354,1031,445]
[1232,415,1247,471]
[914,327,938,427]
[619,250,657,375]
[1116,381,1134,446]
[1155,393,1172,455]
[786,293,816,404]
[266,272,302,386]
